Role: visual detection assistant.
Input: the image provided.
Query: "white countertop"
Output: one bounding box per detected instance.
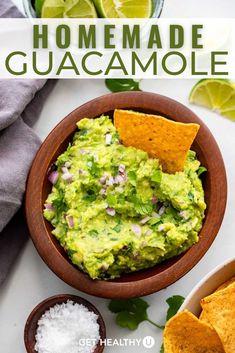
[1,1,235,352]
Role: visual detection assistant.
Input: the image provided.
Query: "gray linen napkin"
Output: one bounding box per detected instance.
[0,1,55,284]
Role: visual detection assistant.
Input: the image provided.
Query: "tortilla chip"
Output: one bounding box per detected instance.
[164,310,225,353]
[201,282,235,353]
[199,277,235,323]
[216,277,235,292]
[114,109,200,174]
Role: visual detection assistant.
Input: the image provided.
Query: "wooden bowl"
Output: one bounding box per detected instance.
[24,294,106,353]
[25,91,227,299]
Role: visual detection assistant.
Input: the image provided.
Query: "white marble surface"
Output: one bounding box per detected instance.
[1,0,235,352]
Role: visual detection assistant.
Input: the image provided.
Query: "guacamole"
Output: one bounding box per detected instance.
[44,116,206,280]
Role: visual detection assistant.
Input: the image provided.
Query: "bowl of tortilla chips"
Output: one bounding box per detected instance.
[164,257,235,353]
[25,91,227,298]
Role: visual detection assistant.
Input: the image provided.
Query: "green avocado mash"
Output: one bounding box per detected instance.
[44,116,206,280]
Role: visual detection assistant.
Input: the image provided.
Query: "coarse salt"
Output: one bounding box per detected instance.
[35,300,100,353]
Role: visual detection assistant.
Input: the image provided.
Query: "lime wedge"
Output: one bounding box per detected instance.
[93,0,153,18]
[189,79,235,121]
[35,0,45,16]
[41,0,97,18]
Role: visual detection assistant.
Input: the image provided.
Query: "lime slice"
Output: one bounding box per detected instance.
[41,0,97,18]
[93,0,153,18]
[35,0,45,16]
[189,79,235,121]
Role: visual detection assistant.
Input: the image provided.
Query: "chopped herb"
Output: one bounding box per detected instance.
[79,128,88,136]
[113,131,120,142]
[52,189,66,217]
[67,248,76,257]
[188,191,194,201]
[107,194,116,206]
[110,237,118,241]
[88,229,99,237]
[113,222,122,233]
[128,171,137,186]
[82,189,97,202]
[130,196,153,215]
[197,166,207,176]
[160,344,164,353]
[117,194,126,204]
[149,217,162,226]
[105,79,142,93]
[151,170,162,183]
[87,156,100,178]
[111,164,119,176]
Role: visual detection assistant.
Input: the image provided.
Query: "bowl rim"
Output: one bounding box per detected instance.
[25,91,227,299]
[181,257,235,315]
[24,294,106,353]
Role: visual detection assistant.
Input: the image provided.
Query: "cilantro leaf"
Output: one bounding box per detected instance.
[113,222,122,233]
[134,199,153,215]
[188,191,194,202]
[87,156,100,178]
[105,79,141,93]
[82,189,97,202]
[160,344,164,353]
[197,166,207,176]
[166,295,185,321]
[128,171,137,186]
[151,170,162,183]
[107,193,117,207]
[88,229,98,237]
[108,298,149,330]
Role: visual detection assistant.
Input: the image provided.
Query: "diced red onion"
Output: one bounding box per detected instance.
[158,206,166,216]
[151,196,158,204]
[66,215,74,228]
[158,224,165,232]
[179,211,188,220]
[48,171,59,185]
[91,153,99,161]
[114,175,125,185]
[99,188,107,195]
[99,176,107,184]
[106,207,116,216]
[140,216,150,225]
[44,203,54,210]
[121,170,128,181]
[64,161,71,168]
[152,211,160,218]
[106,176,114,186]
[118,164,125,173]
[105,133,112,145]
[145,229,153,236]
[62,166,69,174]
[80,149,86,155]
[78,169,86,176]
[115,187,124,193]
[132,224,141,237]
[62,173,73,183]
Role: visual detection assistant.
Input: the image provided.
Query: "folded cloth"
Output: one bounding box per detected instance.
[0,1,55,284]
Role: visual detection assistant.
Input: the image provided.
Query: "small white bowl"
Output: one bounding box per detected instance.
[181,258,235,316]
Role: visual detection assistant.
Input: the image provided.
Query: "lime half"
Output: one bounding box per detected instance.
[93,0,153,18]
[189,79,235,121]
[41,0,97,18]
